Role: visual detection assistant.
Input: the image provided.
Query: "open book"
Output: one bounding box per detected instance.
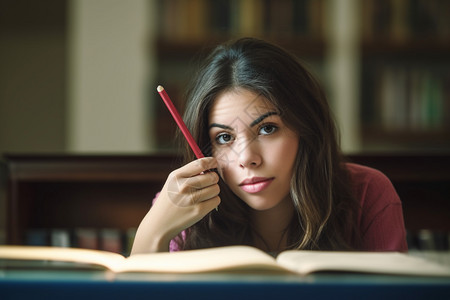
[1,245,449,277]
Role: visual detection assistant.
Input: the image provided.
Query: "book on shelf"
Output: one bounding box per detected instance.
[1,245,449,277]
[157,0,325,41]
[361,0,450,41]
[238,0,264,37]
[25,228,136,256]
[373,66,447,132]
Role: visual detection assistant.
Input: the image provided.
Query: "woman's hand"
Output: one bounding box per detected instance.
[131,157,220,254]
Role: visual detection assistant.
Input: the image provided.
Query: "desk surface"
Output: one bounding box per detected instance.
[1,269,449,300]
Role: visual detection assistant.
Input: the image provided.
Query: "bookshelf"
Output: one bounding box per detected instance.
[2,154,182,253]
[359,0,450,152]
[153,0,326,149]
[2,153,450,251]
[152,0,450,152]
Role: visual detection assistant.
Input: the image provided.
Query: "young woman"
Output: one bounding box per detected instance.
[131,38,408,255]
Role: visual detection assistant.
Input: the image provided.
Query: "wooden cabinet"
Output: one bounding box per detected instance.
[2,154,182,246]
[2,153,449,247]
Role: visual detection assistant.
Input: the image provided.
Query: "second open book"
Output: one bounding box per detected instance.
[0,245,449,277]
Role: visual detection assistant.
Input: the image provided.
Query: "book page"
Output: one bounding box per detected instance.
[0,246,125,270]
[276,251,450,277]
[114,246,284,273]
[0,245,285,274]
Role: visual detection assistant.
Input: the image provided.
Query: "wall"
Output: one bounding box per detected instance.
[0,0,67,154]
[67,0,155,152]
[0,0,156,244]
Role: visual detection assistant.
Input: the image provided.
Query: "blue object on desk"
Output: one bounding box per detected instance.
[0,270,449,300]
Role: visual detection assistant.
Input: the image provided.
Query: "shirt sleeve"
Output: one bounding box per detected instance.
[350,164,408,252]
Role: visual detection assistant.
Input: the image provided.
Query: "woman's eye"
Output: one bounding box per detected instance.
[259,124,277,135]
[215,133,234,145]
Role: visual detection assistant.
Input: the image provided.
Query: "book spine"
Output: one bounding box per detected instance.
[74,228,99,250]
[51,229,71,247]
[362,0,450,41]
[157,0,326,40]
[372,65,447,132]
[26,229,48,246]
[23,227,136,255]
[99,229,123,254]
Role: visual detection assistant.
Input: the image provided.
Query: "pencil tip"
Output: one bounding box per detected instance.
[157,85,164,92]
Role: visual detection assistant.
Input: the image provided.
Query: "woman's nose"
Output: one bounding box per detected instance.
[236,139,262,169]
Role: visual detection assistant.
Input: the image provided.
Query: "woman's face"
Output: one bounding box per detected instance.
[208,89,299,211]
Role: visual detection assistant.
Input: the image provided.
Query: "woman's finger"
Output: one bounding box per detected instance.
[198,195,221,213]
[181,171,219,190]
[166,171,218,197]
[190,183,220,205]
[176,157,218,177]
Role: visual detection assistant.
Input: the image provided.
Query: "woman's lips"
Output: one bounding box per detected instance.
[239,177,274,194]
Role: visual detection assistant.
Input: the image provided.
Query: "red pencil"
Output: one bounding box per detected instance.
[157,85,204,159]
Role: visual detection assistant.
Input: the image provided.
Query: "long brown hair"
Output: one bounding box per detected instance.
[177,37,361,251]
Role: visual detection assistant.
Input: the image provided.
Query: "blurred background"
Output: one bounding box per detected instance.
[0,0,449,248]
[1,0,449,156]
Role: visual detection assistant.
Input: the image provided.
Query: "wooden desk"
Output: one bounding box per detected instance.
[0,269,449,300]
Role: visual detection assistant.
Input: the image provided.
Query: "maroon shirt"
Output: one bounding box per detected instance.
[347,163,408,252]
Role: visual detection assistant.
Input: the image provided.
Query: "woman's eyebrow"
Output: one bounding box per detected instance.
[249,111,279,127]
[208,111,279,130]
[208,123,232,130]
